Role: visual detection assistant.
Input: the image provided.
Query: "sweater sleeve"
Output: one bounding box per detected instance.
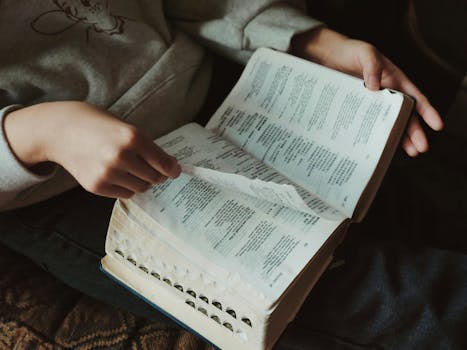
[0,105,56,209]
[164,0,323,63]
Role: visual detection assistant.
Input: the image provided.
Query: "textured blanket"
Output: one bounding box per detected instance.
[0,244,213,350]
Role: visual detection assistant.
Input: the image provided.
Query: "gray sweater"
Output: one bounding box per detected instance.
[0,0,322,210]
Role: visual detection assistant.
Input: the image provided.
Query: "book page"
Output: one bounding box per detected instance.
[182,165,340,219]
[182,164,313,214]
[131,123,345,304]
[207,48,404,218]
[162,123,341,219]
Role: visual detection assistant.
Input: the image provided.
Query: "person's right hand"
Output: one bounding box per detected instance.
[4,101,181,199]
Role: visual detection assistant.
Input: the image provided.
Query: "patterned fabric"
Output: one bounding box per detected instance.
[0,244,214,350]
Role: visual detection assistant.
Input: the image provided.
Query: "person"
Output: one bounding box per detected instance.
[0,0,443,211]
[2,1,461,349]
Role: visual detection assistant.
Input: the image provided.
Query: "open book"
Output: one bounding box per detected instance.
[101,48,414,350]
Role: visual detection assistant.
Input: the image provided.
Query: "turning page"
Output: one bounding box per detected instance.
[207,48,405,218]
[182,164,317,215]
[131,123,345,305]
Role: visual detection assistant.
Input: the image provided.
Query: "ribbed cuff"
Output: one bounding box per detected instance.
[244,3,324,52]
[0,105,56,203]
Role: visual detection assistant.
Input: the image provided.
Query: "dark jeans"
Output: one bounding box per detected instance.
[1,124,467,350]
[0,187,173,324]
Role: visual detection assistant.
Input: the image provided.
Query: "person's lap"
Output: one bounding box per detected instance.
[1,143,467,350]
[279,238,467,350]
[0,187,175,324]
[276,124,467,349]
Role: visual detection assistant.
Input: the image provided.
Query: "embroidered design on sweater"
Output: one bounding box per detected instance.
[30,0,129,42]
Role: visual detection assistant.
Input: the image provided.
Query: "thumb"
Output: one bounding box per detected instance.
[359,45,383,91]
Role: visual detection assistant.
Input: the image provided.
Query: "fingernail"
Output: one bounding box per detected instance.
[435,119,444,131]
[407,147,419,157]
[412,130,429,153]
[170,162,182,178]
[368,76,379,90]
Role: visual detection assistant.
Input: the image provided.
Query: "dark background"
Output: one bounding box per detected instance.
[201,0,466,121]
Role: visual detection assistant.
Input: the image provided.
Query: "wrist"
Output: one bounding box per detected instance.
[291,27,348,64]
[2,102,73,171]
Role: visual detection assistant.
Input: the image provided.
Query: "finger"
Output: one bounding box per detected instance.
[124,153,168,185]
[401,135,419,157]
[93,184,134,199]
[397,73,444,131]
[138,138,181,179]
[358,45,382,91]
[406,116,429,153]
[111,171,152,193]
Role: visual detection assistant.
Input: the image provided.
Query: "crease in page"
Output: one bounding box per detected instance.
[181,164,343,220]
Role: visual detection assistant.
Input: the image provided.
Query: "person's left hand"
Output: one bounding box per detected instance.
[291,27,444,157]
